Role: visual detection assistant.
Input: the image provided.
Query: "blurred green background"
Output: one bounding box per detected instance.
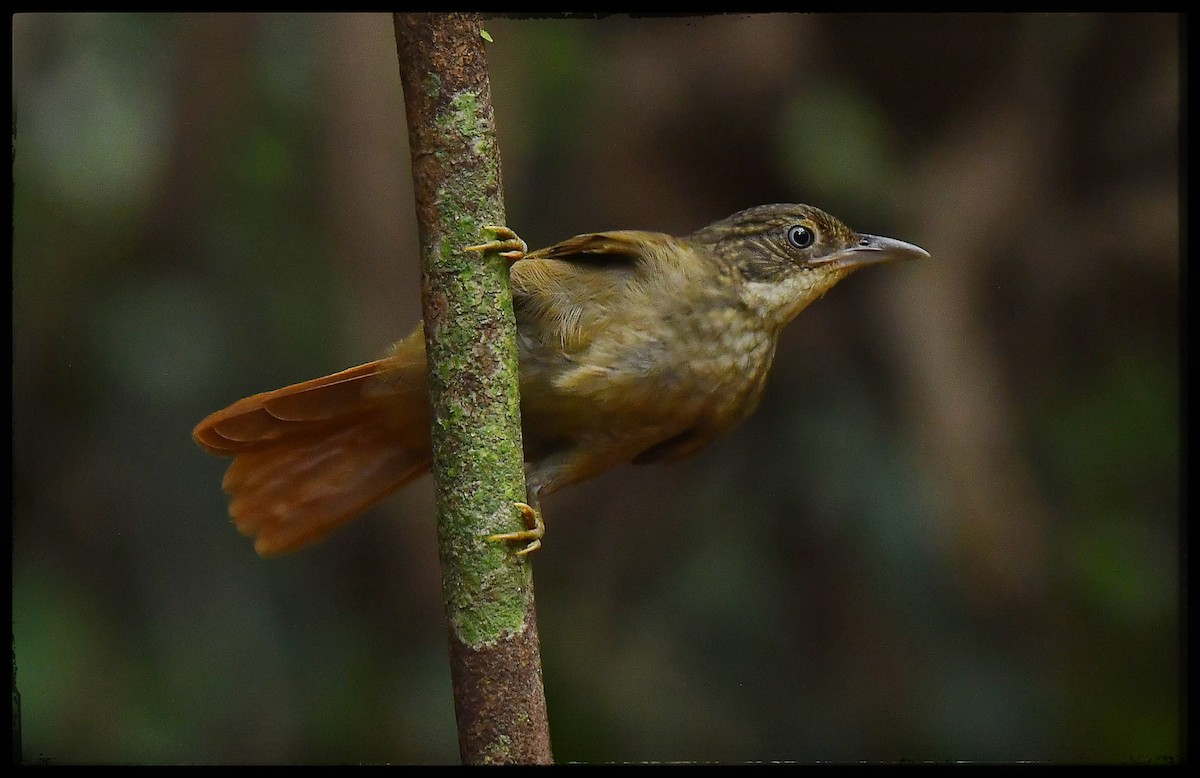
[11,13,1180,764]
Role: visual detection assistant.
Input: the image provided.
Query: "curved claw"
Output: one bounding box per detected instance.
[487,501,544,556]
[466,225,527,261]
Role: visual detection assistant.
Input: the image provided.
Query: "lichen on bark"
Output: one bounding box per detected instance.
[393,11,552,765]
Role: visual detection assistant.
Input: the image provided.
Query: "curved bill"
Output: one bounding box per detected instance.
[817,233,931,269]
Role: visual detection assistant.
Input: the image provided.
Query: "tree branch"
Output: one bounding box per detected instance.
[392,13,552,765]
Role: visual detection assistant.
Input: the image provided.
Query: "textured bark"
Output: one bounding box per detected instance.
[392,13,552,765]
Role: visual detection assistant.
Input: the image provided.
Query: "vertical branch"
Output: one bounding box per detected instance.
[392,13,552,765]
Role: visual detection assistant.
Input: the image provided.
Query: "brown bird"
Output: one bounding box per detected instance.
[193,204,928,557]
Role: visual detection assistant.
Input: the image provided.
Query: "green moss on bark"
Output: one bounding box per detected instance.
[395,25,528,643]
[395,13,552,763]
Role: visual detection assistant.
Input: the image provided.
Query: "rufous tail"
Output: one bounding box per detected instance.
[193,335,431,556]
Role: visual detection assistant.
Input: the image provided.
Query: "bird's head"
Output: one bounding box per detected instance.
[691,203,929,327]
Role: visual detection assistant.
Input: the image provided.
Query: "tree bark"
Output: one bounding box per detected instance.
[392,12,552,765]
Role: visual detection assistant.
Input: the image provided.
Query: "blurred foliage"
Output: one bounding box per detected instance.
[12,12,1180,764]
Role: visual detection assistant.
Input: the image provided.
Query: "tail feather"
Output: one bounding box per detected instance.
[195,362,391,452]
[193,356,432,556]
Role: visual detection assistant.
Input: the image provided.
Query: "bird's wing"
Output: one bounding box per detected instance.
[511,231,671,352]
[525,230,656,264]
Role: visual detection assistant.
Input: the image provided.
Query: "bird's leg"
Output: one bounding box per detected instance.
[487,490,544,557]
[466,225,527,261]
[472,223,533,553]
[471,224,536,556]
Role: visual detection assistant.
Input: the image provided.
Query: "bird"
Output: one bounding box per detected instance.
[193,203,928,557]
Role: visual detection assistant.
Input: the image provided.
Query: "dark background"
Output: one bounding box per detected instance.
[12,13,1181,764]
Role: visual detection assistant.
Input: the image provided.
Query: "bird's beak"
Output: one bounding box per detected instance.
[816,234,930,269]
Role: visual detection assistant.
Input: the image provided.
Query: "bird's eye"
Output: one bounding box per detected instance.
[787,225,815,249]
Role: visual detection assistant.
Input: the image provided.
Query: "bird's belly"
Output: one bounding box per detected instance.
[517,320,778,492]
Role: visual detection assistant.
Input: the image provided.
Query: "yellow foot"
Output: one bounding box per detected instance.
[466,225,527,261]
[487,501,544,556]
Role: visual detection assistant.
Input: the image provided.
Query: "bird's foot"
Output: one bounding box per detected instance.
[487,501,544,556]
[467,225,527,261]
